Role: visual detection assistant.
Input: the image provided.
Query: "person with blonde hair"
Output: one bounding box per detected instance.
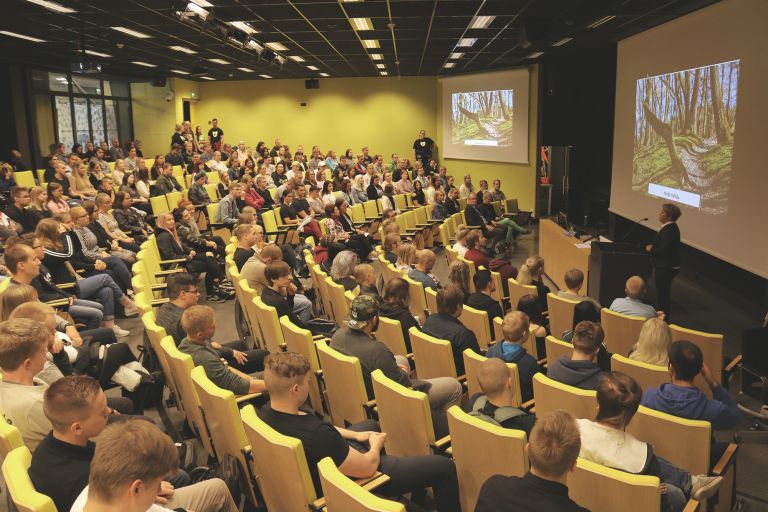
[516,255,550,311]
[69,161,97,202]
[395,242,418,272]
[451,225,470,257]
[447,259,470,302]
[29,185,50,216]
[629,317,672,366]
[485,311,541,402]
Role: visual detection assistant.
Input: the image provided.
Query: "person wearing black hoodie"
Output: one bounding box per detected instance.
[546,321,605,391]
[466,270,503,335]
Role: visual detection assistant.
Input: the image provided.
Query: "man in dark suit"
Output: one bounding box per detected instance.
[464,192,505,247]
[645,203,681,320]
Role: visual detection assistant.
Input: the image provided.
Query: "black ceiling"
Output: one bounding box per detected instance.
[0,0,720,82]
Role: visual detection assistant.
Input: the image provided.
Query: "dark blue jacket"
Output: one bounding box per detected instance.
[422,313,480,375]
[485,342,541,403]
[641,382,743,430]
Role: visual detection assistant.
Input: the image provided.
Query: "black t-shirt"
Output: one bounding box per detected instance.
[259,405,349,496]
[49,175,71,196]
[292,197,310,216]
[280,203,298,222]
[171,132,185,147]
[475,472,590,512]
[208,127,224,143]
[29,432,95,512]
[413,137,434,158]
[234,247,255,271]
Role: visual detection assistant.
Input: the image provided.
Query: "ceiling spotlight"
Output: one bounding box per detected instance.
[588,16,615,28]
[457,38,477,47]
[84,49,111,58]
[112,27,151,39]
[190,0,213,6]
[469,15,495,29]
[526,51,544,58]
[170,45,197,54]
[370,54,383,60]
[246,40,264,54]
[350,18,373,31]
[449,52,464,59]
[228,21,257,34]
[319,73,329,77]
[238,67,254,72]
[307,65,319,70]
[171,69,190,75]
[380,71,388,76]
[184,1,209,20]
[201,76,216,80]
[0,30,46,42]
[132,61,157,67]
[208,58,231,65]
[259,74,272,79]
[375,64,385,69]
[362,40,379,48]
[24,0,76,14]
[266,42,288,51]
[289,55,305,62]
[552,37,573,47]
[443,62,455,68]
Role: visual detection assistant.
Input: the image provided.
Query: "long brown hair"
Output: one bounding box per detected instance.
[35,218,63,250]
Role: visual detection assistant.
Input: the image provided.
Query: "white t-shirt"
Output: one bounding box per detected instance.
[0,378,51,451]
[70,486,173,512]
[576,418,648,473]
[453,243,468,257]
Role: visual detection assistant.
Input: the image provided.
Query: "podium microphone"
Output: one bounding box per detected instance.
[618,217,648,243]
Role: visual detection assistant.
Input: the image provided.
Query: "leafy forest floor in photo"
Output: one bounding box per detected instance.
[632,135,733,214]
[451,117,513,146]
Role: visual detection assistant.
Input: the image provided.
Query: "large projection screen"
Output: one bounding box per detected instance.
[440,68,530,164]
[611,0,768,278]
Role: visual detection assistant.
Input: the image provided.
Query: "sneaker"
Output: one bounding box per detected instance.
[216,286,235,299]
[206,292,227,303]
[123,303,139,318]
[218,280,235,290]
[691,475,723,501]
[111,325,131,338]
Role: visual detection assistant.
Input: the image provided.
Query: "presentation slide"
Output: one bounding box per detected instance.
[611,0,768,278]
[440,69,529,164]
[633,60,739,214]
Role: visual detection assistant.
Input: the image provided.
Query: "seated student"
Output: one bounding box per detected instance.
[261,260,312,330]
[354,263,380,299]
[70,419,237,512]
[467,269,503,334]
[379,277,422,353]
[463,231,490,269]
[382,233,401,266]
[547,321,606,391]
[641,340,743,431]
[465,358,536,434]
[408,249,441,290]
[422,285,481,376]
[259,351,461,511]
[178,305,266,395]
[516,256,551,313]
[156,273,267,374]
[485,311,542,403]
[330,250,359,292]
[557,268,602,313]
[330,295,462,438]
[232,223,258,271]
[578,372,723,511]
[475,410,588,512]
[30,376,236,512]
[629,317,672,366]
[610,275,664,320]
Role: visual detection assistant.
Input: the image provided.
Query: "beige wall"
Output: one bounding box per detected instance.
[130,82,176,158]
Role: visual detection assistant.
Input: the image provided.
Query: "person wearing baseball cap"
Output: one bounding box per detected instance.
[330,295,461,438]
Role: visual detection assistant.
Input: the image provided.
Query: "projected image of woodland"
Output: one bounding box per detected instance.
[633,60,739,214]
[451,90,513,147]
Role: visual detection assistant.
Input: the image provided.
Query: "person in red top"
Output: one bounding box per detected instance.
[241,175,264,210]
[464,231,490,268]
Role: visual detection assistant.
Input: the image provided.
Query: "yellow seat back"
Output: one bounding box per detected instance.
[13,171,36,188]
[2,446,57,512]
[601,308,646,357]
[507,278,538,311]
[0,421,24,458]
[670,324,724,398]
[325,277,350,328]
[610,354,669,394]
[424,286,438,313]
[166,190,183,209]
[567,458,660,512]
[545,335,573,367]
[547,292,581,339]
[315,340,370,427]
[462,349,521,407]
[458,304,491,350]
[532,372,597,420]
[318,457,405,512]
[150,195,169,215]
[409,327,457,379]
[402,275,428,317]
[374,317,409,356]
[280,316,325,414]
[252,296,285,353]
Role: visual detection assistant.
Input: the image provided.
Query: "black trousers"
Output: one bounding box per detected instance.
[219,340,268,374]
[654,266,678,320]
[347,420,460,512]
[186,254,225,293]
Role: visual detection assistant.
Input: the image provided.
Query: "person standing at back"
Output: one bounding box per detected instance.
[207,118,224,151]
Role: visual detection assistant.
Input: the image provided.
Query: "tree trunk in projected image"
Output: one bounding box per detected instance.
[457,104,491,138]
[497,90,510,120]
[709,66,733,144]
[642,97,686,186]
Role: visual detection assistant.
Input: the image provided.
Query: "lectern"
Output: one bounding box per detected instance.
[587,242,651,306]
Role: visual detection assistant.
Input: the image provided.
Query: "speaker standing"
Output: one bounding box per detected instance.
[645,204,682,321]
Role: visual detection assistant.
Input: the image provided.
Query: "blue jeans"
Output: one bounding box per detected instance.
[648,455,692,512]
[294,294,314,324]
[69,299,104,329]
[76,274,125,320]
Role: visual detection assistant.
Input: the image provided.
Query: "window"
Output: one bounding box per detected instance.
[32,70,132,157]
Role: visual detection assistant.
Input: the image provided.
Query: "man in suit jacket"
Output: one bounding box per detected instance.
[645,203,681,320]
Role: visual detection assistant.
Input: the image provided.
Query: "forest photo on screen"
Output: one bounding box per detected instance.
[633,60,739,214]
[451,90,514,147]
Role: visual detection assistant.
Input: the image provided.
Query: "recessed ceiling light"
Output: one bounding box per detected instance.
[380,71,388,76]
[190,0,213,6]
[362,40,380,48]
[443,62,455,68]
[208,58,231,65]
[552,37,573,47]
[526,51,544,58]
[238,67,254,72]
[170,45,197,54]
[469,15,495,29]
[375,64,386,69]
[370,54,383,60]
[449,52,464,59]
[350,18,373,31]
[0,30,46,42]
[588,15,615,29]
[259,74,272,79]
[307,65,319,70]
[171,69,190,75]
[24,0,75,13]
[266,42,288,52]
[84,49,111,58]
[228,21,257,34]
[112,26,151,39]
[201,76,216,80]
[288,55,305,62]
[319,73,329,77]
[132,61,157,67]
[457,38,477,47]
[246,40,264,52]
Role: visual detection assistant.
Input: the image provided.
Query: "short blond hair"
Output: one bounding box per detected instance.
[477,358,512,398]
[181,305,214,339]
[501,310,530,343]
[528,410,581,478]
[0,318,49,371]
[353,263,375,284]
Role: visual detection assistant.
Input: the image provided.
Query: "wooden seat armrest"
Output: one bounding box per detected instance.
[433,435,451,450]
[311,334,327,340]
[58,282,77,289]
[75,269,85,274]
[151,298,170,306]
[537,358,547,366]
[45,299,71,307]
[457,374,467,383]
[356,472,390,491]
[522,399,535,410]
[364,399,377,409]
[682,499,700,512]
[150,283,167,290]
[235,392,263,403]
[280,342,287,351]
[445,446,453,456]
[160,258,188,264]
[415,223,429,228]
[310,497,326,510]
[315,369,323,377]
[155,269,184,276]
[465,225,481,229]
[724,355,742,373]
[711,443,738,476]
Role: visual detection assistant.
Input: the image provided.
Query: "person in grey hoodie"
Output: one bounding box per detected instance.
[547,321,605,391]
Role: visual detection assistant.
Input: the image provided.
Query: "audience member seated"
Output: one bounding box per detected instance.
[447,260,471,303]
[409,249,441,290]
[547,321,606,391]
[330,295,462,438]
[382,233,401,266]
[557,268,602,314]
[280,188,322,242]
[445,187,460,216]
[178,305,266,395]
[68,418,237,512]
[215,182,242,229]
[6,187,45,234]
[174,207,226,261]
[641,340,743,431]
[516,255,551,312]
[422,285,481,376]
[379,277,423,353]
[488,241,518,295]
[354,263,380,299]
[95,193,141,254]
[485,311,542,403]
[259,351,461,511]
[478,192,529,241]
[261,261,311,329]
[463,231,490,268]
[451,226,470,257]
[610,276,664,320]
[395,243,418,273]
[465,357,536,434]
[156,273,267,375]
[188,172,212,206]
[475,410,588,512]
[463,193,505,248]
[83,200,137,264]
[467,269,504,332]
[112,191,151,244]
[46,182,70,214]
[578,372,723,511]
[628,318,672,365]
[516,293,549,358]
[232,223,258,270]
